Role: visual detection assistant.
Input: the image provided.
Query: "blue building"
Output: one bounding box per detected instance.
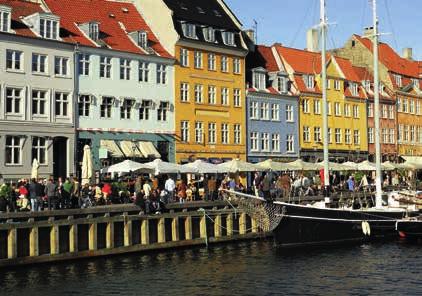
[245,44,299,163]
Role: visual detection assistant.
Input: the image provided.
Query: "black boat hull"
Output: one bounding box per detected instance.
[396,220,422,240]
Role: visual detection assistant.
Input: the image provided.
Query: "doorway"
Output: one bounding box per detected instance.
[53,137,68,179]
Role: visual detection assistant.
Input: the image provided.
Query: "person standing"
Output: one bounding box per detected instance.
[72,177,80,208]
[164,175,176,203]
[143,179,152,199]
[262,173,272,200]
[45,178,58,210]
[62,178,73,209]
[28,178,39,212]
[208,176,217,201]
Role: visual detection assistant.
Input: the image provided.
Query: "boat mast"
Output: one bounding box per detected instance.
[372,0,383,207]
[320,0,330,192]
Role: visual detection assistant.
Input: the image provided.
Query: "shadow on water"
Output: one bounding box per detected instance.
[1,239,422,296]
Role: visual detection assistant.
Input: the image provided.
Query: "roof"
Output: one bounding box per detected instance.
[353,65,392,100]
[246,45,278,72]
[274,44,322,74]
[353,34,419,78]
[42,0,171,57]
[333,56,360,82]
[162,0,239,30]
[0,0,45,37]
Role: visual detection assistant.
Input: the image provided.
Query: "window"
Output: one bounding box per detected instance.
[334,102,342,116]
[394,74,402,87]
[203,27,215,42]
[32,90,46,116]
[194,51,202,69]
[156,64,167,84]
[6,88,21,114]
[32,53,47,74]
[354,130,360,145]
[222,31,235,46]
[120,59,131,80]
[180,48,189,67]
[368,103,374,117]
[362,80,370,91]
[253,71,266,89]
[139,100,151,120]
[221,56,229,73]
[100,56,112,78]
[416,101,421,115]
[100,97,113,119]
[78,54,90,76]
[182,23,196,39]
[234,89,241,107]
[410,100,415,114]
[6,50,23,71]
[404,125,409,142]
[233,58,241,74]
[397,97,402,112]
[234,124,241,144]
[334,80,341,90]
[302,99,310,113]
[261,102,269,120]
[335,128,342,143]
[304,75,314,89]
[157,101,169,121]
[208,53,216,71]
[286,105,294,122]
[221,88,229,105]
[54,56,69,76]
[5,136,22,165]
[286,135,294,153]
[277,76,287,93]
[344,103,351,117]
[327,101,332,115]
[272,134,280,152]
[78,95,90,117]
[250,132,259,151]
[195,122,203,143]
[0,10,11,32]
[221,123,229,144]
[138,31,147,49]
[314,100,321,114]
[353,105,359,118]
[261,133,269,151]
[194,84,203,103]
[368,128,374,144]
[328,128,333,143]
[381,128,388,144]
[139,62,149,82]
[314,127,321,142]
[389,129,395,144]
[88,22,99,41]
[410,126,416,142]
[350,83,359,96]
[120,99,134,119]
[40,18,58,40]
[345,129,351,144]
[250,101,258,119]
[208,123,216,144]
[271,104,280,121]
[303,126,310,142]
[32,137,47,165]
[403,99,408,113]
[398,125,403,143]
[55,92,68,116]
[181,121,189,143]
[180,83,189,102]
[382,104,388,118]
[412,78,419,88]
[208,86,216,104]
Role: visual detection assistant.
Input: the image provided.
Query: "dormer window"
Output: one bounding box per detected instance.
[138,31,148,49]
[40,17,59,40]
[182,22,196,39]
[303,75,314,89]
[411,78,419,88]
[222,31,235,46]
[350,82,359,96]
[253,70,266,90]
[379,82,385,95]
[89,22,99,41]
[394,74,402,87]
[0,5,11,33]
[277,76,288,93]
[362,80,370,91]
[203,27,215,43]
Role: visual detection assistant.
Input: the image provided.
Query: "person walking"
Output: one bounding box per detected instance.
[45,178,58,210]
[28,178,39,212]
[164,175,176,203]
[262,173,272,200]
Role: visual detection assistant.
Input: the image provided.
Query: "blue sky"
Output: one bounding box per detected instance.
[225,0,422,59]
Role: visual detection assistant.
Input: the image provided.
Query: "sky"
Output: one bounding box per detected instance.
[225,0,422,59]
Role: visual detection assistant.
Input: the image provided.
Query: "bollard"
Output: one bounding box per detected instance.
[200,215,207,239]
[106,222,114,249]
[214,215,222,238]
[7,228,17,259]
[185,216,192,240]
[89,223,97,251]
[226,213,233,236]
[124,219,133,247]
[141,219,149,245]
[251,217,258,233]
[69,224,78,253]
[29,227,39,257]
[171,217,179,242]
[239,213,247,235]
[50,225,59,255]
[157,218,165,243]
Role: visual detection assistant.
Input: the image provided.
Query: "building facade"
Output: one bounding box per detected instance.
[246,45,299,163]
[0,1,75,179]
[136,0,248,164]
[45,0,176,171]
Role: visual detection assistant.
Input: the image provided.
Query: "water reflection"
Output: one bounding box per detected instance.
[1,240,421,296]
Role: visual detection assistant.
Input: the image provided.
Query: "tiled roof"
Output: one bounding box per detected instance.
[32,0,171,58]
[353,65,392,100]
[333,56,360,82]
[0,0,45,37]
[274,44,322,74]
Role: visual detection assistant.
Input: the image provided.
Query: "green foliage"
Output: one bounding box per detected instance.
[0,184,11,199]
[353,172,364,183]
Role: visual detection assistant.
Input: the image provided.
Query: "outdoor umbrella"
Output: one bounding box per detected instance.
[256,159,291,171]
[381,161,398,171]
[31,158,39,179]
[356,160,377,171]
[396,162,418,170]
[81,145,94,185]
[142,159,184,175]
[286,159,317,171]
[181,160,221,174]
[217,159,264,173]
[316,161,348,171]
[100,159,153,174]
[341,161,359,170]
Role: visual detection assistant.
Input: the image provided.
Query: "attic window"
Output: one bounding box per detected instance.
[40,18,59,40]
[0,6,11,33]
[138,31,148,49]
[362,80,370,91]
[89,22,99,41]
[252,70,266,90]
[203,27,215,42]
[182,22,196,39]
[303,75,314,89]
[351,40,356,47]
[180,2,188,10]
[122,7,129,13]
[222,31,235,46]
[350,82,359,96]
[412,78,419,88]
[394,74,402,87]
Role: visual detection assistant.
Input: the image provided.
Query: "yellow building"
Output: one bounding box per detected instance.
[135,0,248,163]
[274,45,368,161]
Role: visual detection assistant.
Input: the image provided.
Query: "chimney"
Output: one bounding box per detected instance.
[244,29,255,44]
[363,26,374,38]
[403,47,413,60]
[306,28,319,52]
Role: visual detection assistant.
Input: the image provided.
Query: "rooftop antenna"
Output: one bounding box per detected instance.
[253,19,258,44]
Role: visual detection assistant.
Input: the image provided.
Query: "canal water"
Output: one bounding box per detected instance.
[1,239,421,296]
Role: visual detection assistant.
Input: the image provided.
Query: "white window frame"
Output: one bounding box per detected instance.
[180,48,189,67]
[261,133,269,151]
[195,122,204,144]
[208,53,216,71]
[78,54,90,76]
[181,121,189,143]
[354,130,360,145]
[335,128,342,144]
[54,56,69,76]
[180,82,189,102]
[221,56,229,73]
[303,126,310,142]
[182,23,197,39]
[233,58,241,74]
[368,128,374,144]
[261,102,269,120]
[101,97,114,119]
[272,134,280,152]
[234,124,241,144]
[194,84,203,103]
[286,104,294,122]
[222,31,235,46]
[120,99,134,120]
[120,58,131,80]
[194,51,203,69]
[303,99,310,113]
[6,50,23,71]
[353,105,359,118]
[345,129,351,144]
[286,134,294,153]
[314,100,321,115]
[100,56,112,78]
[55,92,69,117]
[0,10,11,32]
[32,53,48,74]
[5,136,22,165]
[334,102,342,116]
[203,27,215,43]
[314,127,321,142]
[78,95,91,117]
[233,89,241,107]
[6,87,22,115]
[250,101,258,119]
[156,64,167,84]
[221,123,229,144]
[32,89,47,116]
[208,86,216,104]
[40,18,59,40]
[271,103,280,121]
[208,122,216,144]
[250,132,259,151]
[221,88,229,106]
[139,62,150,82]
[32,136,48,165]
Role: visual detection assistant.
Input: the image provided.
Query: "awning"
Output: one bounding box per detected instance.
[138,141,161,159]
[100,140,124,158]
[119,141,144,158]
[401,156,422,164]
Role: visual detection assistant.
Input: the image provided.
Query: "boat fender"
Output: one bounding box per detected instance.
[365,221,371,236]
[361,221,368,235]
